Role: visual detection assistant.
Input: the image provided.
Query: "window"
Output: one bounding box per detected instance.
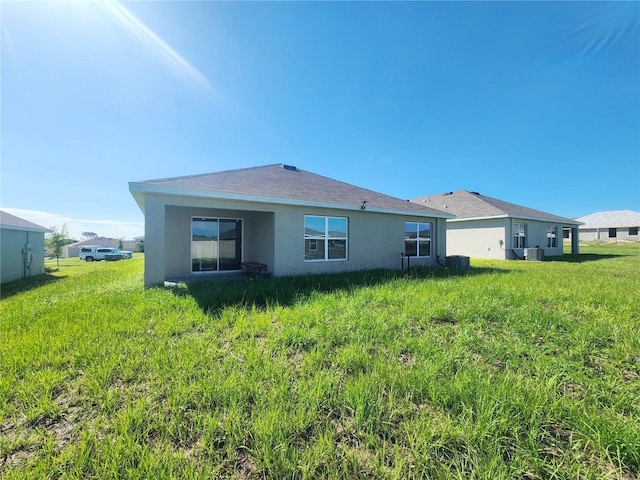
[609,228,617,238]
[629,227,638,236]
[404,222,432,257]
[513,223,527,249]
[192,218,242,272]
[547,226,558,248]
[304,216,347,261]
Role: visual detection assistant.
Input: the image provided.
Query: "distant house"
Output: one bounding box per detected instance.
[1,210,52,284]
[129,164,453,286]
[575,210,640,242]
[410,190,582,260]
[64,237,138,258]
[134,235,145,252]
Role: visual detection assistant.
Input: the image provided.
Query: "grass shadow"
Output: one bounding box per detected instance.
[0,274,65,299]
[548,253,627,263]
[169,265,505,316]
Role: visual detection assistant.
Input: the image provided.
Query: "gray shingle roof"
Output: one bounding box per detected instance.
[410,190,581,225]
[0,210,52,232]
[575,210,640,228]
[131,164,451,217]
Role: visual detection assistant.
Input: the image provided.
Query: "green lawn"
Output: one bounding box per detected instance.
[1,245,639,479]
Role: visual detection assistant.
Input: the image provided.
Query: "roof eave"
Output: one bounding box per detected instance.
[128,183,454,219]
[0,224,53,233]
[448,213,582,225]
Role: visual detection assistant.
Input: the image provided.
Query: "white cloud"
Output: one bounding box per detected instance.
[1,207,144,240]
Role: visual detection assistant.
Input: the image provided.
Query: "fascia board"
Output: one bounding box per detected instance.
[0,224,52,233]
[128,183,455,219]
[446,214,509,223]
[447,213,582,226]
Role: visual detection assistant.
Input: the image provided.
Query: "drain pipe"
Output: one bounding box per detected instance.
[400,252,411,271]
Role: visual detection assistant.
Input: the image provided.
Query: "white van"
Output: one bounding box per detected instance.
[79,246,133,262]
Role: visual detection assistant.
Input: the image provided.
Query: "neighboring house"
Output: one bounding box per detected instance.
[64,237,138,258]
[409,190,582,260]
[1,210,52,284]
[575,210,640,242]
[134,235,145,252]
[129,164,453,286]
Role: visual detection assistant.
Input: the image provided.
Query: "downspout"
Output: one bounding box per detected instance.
[22,232,27,279]
[22,231,32,278]
[436,217,447,267]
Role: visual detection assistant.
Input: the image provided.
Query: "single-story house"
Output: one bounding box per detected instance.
[1,210,52,284]
[64,237,139,258]
[574,210,640,242]
[409,190,582,260]
[129,164,453,286]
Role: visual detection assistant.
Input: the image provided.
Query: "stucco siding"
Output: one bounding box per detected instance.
[446,219,507,260]
[164,204,276,281]
[580,227,639,242]
[446,218,566,260]
[524,221,564,256]
[1,228,46,284]
[141,192,444,285]
[273,206,441,276]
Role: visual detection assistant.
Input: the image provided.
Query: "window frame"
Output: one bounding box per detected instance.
[547,225,558,248]
[629,227,638,236]
[404,222,432,258]
[191,216,243,273]
[609,228,617,238]
[304,215,348,262]
[513,222,527,249]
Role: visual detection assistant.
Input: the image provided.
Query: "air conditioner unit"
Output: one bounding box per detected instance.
[524,248,544,261]
[446,255,470,272]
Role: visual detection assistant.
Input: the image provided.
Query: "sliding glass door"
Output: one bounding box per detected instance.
[192,218,242,272]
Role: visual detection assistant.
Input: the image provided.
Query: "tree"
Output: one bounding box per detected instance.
[118,237,124,250]
[46,224,73,266]
[82,231,98,239]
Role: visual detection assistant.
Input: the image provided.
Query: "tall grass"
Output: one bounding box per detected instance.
[1,245,638,479]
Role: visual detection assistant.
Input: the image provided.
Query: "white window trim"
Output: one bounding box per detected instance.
[304,215,348,262]
[547,225,558,248]
[404,222,432,258]
[513,222,527,249]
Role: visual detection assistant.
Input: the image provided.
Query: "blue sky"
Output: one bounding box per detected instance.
[2,1,638,240]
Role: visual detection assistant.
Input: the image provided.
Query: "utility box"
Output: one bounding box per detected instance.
[446,255,470,272]
[524,248,544,261]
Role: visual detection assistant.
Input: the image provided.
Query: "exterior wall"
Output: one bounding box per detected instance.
[522,220,565,257]
[142,192,444,285]
[446,218,508,260]
[445,218,567,260]
[163,204,275,281]
[272,205,442,276]
[1,228,47,284]
[579,227,640,242]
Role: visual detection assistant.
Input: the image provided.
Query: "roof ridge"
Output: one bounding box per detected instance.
[301,168,422,205]
[458,189,509,214]
[133,163,284,184]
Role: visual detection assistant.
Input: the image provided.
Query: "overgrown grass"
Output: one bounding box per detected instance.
[1,245,638,479]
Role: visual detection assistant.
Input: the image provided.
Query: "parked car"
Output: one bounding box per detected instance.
[80,246,133,262]
[110,248,133,259]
